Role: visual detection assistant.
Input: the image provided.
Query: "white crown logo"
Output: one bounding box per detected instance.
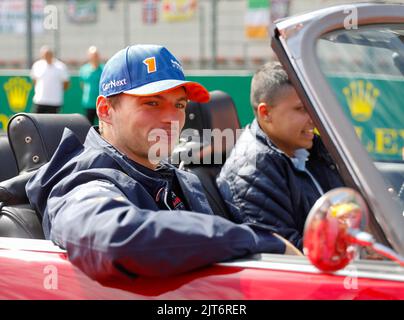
[342,80,379,122]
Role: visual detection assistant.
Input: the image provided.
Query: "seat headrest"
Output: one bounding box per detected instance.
[174,90,240,166]
[182,90,240,139]
[7,113,91,173]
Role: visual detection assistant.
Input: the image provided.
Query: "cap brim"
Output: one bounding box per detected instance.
[123,79,210,103]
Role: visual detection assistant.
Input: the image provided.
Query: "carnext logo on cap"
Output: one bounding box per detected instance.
[102,79,127,91]
[171,59,183,72]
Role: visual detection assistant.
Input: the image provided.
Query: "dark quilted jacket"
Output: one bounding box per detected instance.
[217,119,344,250]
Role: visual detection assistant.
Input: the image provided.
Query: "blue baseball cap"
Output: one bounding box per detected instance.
[99,44,210,103]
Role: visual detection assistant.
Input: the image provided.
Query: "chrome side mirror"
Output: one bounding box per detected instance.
[303,187,404,272]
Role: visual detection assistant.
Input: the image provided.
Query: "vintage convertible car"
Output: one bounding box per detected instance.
[0,2,403,299]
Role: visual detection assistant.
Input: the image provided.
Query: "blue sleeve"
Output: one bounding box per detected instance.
[218,154,303,250]
[43,179,285,281]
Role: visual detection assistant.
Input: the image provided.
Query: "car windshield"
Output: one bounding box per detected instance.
[316,24,404,212]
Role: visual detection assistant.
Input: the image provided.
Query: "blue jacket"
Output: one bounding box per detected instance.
[26,127,285,281]
[217,119,344,250]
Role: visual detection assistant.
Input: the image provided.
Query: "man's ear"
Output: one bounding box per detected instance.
[257,102,271,123]
[96,96,112,124]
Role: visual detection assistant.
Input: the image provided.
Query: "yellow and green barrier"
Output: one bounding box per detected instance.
[327,75,404,162]
[1,72,402,161]
[0,72,255,131]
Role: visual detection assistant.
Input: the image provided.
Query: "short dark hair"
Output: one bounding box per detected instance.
[250,62,292,114]
[106,94,121,108]
[98,94,121,136]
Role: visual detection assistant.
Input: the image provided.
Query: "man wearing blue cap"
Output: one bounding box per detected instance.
[26,45,291,282]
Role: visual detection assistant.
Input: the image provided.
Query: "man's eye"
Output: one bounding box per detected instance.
[176,103,187,109]
[145,101,159,107]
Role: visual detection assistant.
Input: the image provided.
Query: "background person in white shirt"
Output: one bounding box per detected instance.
[30,46,70,113]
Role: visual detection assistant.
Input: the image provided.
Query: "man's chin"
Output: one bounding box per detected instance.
[147,143,176,163]
[299,140,314,150]
[305,141,314,150]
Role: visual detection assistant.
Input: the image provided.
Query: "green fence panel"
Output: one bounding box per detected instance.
[327,75,404,162]
[0,73,255,131]
[0,75,34,130]
[187,75,254,127]
[62,76,85,114]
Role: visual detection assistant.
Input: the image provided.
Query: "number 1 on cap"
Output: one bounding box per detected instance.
[143,57,157,73]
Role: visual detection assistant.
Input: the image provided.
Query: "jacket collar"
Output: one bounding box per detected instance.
[83,127,213,213]
[250,118,287,156]
[84,127,172,192]
[290,148,310,171]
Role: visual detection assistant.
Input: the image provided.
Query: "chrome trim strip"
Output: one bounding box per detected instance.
[218,254,404,282]
[2,238,403,282]
[0,237,66,253]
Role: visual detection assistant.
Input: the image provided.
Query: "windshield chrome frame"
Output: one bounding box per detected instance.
[271,3,404,255]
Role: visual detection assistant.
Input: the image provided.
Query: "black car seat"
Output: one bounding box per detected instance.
[0,133,18,182]
[0,113,91,239]
[8,113,91,173]
[172,90,241,220]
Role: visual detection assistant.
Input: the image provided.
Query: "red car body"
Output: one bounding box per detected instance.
[0,237,403,299]
[0,2,403,299]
